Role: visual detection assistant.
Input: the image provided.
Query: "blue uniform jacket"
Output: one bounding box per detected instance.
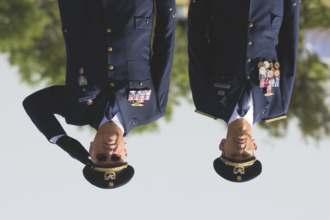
[188,0,300,123]
[23,0,176,140]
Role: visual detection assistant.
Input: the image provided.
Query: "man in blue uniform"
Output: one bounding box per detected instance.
[188,0,300,182]
[23,0,176,189]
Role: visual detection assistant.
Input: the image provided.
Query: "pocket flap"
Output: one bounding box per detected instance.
[128,80,152,90]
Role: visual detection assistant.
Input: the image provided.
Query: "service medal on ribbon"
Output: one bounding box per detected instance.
[128,89,152,107]
[257,60,281,97]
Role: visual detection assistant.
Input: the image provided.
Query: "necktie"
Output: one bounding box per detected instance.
[237,83,252,117]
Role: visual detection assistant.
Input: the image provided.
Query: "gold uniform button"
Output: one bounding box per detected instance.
[248,22,254,28]
[106,28,112,33]
[109,82,115,87]
[109,65,114,71]
[108,47,113,52]
[247,58,252,63]
[248,41,253,46]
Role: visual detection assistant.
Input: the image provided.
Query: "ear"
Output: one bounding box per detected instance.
[251,138,257,150]
[219,138,226,151]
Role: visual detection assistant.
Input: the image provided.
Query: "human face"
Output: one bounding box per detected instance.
[89,121,127,167]
[219,119,257,162]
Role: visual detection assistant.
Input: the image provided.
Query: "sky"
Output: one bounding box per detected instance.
[1,55,330,220]
[305,28,330,64]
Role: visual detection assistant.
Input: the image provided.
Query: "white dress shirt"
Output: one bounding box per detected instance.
[228,92,254,126]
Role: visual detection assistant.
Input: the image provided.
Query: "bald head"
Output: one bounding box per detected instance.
[219,118,257,162]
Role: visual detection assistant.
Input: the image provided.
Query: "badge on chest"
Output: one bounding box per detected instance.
[128,89,152,107]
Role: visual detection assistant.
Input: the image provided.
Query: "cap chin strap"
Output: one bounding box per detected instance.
[220,156,256,167]
[93,164,129,173]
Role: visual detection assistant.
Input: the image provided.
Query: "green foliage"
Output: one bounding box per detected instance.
[1,0,330,140]
[0,0,48,50]
[0,0,64,85]
[301,0,330,28]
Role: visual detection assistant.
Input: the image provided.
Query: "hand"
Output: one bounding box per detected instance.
[56,136,94,166]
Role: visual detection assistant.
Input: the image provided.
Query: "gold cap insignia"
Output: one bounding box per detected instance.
[233,167,245,175]
[220,157,256,178]
[104,171,116,181]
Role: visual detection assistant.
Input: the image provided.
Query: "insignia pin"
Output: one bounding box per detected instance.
[78,75,88,87]
[131,101,144,107]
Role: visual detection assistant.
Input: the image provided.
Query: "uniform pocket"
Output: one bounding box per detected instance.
[126,18,153,60]
[127,60,151,81]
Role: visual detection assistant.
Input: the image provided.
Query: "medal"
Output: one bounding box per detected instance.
[131,101,144,107]
[128,89,152,107]
[257,60,281,96]
[265,84,273,96]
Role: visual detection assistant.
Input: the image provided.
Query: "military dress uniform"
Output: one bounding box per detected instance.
[23,0,176,188]
[188,0,300,181]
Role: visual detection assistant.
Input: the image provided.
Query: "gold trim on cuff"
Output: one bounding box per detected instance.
[264,115,287,124]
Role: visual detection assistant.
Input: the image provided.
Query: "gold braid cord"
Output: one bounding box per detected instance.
[93,164,129,173]
[220,157,256,167]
